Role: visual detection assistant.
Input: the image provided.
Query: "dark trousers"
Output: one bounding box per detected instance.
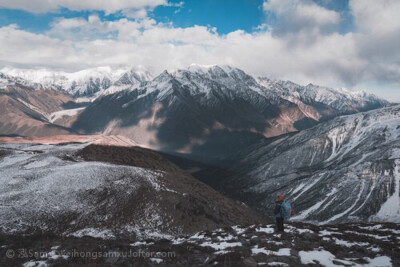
[276,217,284,232]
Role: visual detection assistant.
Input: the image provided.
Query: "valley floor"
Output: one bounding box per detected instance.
[1,222,399,267]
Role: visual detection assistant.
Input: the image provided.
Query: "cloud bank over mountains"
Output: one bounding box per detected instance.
[0,0,169,14]
[0,0,399,100]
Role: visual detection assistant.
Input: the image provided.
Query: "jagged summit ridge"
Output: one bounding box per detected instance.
[146,65,387,110]
[1,64,388,108]
[0,66,153,97]
[257,76,387,112]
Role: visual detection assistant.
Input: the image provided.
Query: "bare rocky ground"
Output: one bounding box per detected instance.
[0,222,398,267]
[0,135,138,147]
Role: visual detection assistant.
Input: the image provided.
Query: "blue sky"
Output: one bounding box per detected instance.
[0,0,398,101]
[0,0,351,34]
[153,0,265,33]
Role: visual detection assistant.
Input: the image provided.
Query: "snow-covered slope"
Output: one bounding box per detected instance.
[0,143,261,237]
[72,64,387,160]
[1,66,153,97]
[257,77,388,115]
[211,104,400,223]
[49,107,85,123]
[0,71,42,89]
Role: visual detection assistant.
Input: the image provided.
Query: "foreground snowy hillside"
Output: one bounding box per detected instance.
[205,104,400,223]
[1,222,398,266]
[0,143,261,238]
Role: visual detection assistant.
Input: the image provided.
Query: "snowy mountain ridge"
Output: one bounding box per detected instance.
[1,66,153,97]
[173,64,385,105]
[1,64,388,107]
[121,64,387,112]
[0,71,43,89]
[257,77,387,113]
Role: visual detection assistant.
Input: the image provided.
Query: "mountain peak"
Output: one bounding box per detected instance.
[186,64,239,74]
[188,63,217,69]
[170,64,254,85]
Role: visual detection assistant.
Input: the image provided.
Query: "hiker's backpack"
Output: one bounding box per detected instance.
[281,201,292,221]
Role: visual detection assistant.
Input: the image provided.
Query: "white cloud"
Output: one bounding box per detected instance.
[0,0,167,14]
[48,15,157,40]
[122,8,148,19]
[350,0,400,34]
[349,0,400,84]
[263,0,340,35]
[0,20,360,86]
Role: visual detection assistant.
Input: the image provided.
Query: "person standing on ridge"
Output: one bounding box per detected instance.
[274,195,285,232]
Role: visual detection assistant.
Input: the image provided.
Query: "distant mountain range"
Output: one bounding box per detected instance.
[0,65,388,159]
[71,64,388,159]
[1,66,153,97]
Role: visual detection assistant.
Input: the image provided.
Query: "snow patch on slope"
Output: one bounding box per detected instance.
[374,161,400,222]
[49,107,85,123]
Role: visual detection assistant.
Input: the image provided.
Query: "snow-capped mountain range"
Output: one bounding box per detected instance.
[1,66,153,97]
[0,64,388,106]
[71,64,388,159]
[257,77,387,115]
[0,64,389,158]
[0,71,42,89]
